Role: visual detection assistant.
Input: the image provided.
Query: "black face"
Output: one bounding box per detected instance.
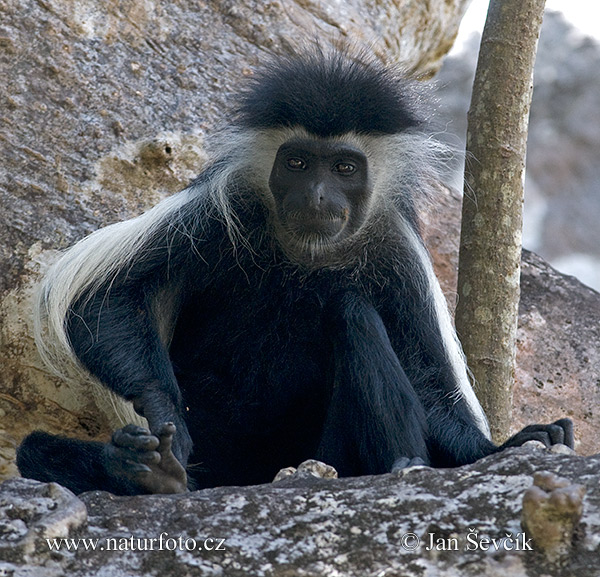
[268,139,371,258]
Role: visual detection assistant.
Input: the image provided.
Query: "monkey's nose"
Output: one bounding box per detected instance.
[305,186,325,209]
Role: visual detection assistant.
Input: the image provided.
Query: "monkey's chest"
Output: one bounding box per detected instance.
[169,279,333,430]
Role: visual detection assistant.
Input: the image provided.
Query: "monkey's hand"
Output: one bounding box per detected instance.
[104,422,188,494]
[499,418,574,450]
[132,390,194,466]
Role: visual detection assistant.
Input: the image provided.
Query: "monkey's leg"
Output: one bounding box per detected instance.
[318,292,430,476]
[67,285,194,468]
[17,423,187,495]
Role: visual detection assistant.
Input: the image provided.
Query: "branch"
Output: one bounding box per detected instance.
[455,0,546,443]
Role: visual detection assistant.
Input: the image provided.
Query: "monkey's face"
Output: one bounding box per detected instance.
[268,138,371,261]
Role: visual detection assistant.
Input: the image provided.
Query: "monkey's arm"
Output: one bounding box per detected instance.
[67,280,193,465]
[317,292,430,475]
[424,386,574,466]
[366,265,574,468]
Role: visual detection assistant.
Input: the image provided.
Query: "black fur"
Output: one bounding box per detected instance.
[238,50,422,136]
[17,50,574,495]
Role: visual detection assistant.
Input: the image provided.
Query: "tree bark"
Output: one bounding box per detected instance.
[455,0,546,443]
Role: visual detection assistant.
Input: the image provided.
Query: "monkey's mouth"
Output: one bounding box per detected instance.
[284,209,350,240]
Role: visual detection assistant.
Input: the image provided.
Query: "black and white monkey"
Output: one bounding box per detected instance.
[17,49,573,495]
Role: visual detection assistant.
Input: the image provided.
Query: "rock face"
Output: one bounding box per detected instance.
[516,251,600,456]
[1,446,599,576]
[1,0,599,485]
[3,5,599,575]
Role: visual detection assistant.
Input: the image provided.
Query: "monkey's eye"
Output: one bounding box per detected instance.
[334,162,356,175]
[286,158,306,171]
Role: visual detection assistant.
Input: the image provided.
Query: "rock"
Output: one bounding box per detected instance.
[273,460,338,482]
[516,251,600,456]
[521,471,586,562]
[0,478,86,564]
[1,448,599,576]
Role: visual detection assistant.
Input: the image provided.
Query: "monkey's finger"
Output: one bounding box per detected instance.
[154,422,177,458]
[546,423,567,445]
[523,423,565,446]
[553,418,574,449]
[124,460,152,474]
[135,450,161,465]
[120,424,151,436]
[112,428,160,451]
[512,422,570,447]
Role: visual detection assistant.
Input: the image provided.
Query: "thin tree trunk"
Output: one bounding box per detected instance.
[455,0,546,443]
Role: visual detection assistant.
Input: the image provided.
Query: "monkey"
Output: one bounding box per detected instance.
[17,48,573,495]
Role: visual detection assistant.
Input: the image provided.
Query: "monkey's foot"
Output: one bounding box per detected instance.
[500,418,574,451]
[391,456,427,473]
[273,459,338,482]
[105,422,188,494]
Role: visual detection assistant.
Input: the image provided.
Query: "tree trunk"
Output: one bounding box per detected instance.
[455,0,546,443]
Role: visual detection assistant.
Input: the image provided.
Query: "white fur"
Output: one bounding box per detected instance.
[400,223,491,437]
[364,132,491,437]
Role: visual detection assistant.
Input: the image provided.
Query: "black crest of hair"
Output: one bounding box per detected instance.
[238,50,423,137]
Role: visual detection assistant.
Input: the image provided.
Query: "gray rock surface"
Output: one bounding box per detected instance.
[1,447,599,576]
